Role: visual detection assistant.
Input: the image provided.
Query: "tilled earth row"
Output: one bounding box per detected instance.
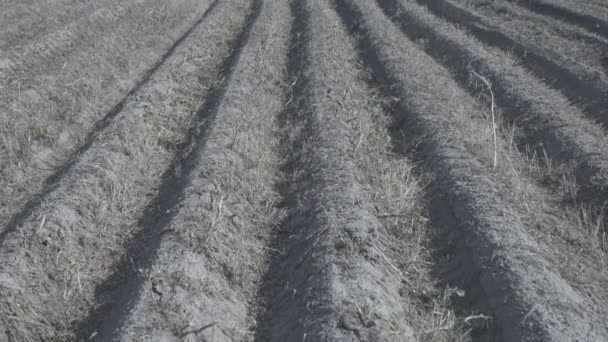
[2,0,608,341]
[0,0,212,233]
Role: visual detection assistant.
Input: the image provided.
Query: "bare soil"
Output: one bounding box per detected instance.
[521,0,608,35]
[462,0,608,75]
[0,0,212,234]
[2,0,608,341]
[416,0,608,130]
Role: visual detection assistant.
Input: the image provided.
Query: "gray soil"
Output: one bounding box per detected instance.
[2,0,608,341]
[375,0,608,237]
[458,0,608,75]
[415,0,608,130]
[527,0,608,35]
[336,0,608,340]
[102,0,289,340]
[0,0,250,340]
[0,0,212,233]
[255,0,420,340]
[0,0,104,50]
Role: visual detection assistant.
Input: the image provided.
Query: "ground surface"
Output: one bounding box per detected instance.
[1,0,608,341]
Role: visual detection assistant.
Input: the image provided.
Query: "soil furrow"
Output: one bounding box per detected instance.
[415,0,608,130]
[253,0,448,340]
[100,0,290,340]
[1,0,209,80]
[453,0,608,76]
[514,0,608,40]
[336,0,608,340]
[376,0,608,231]
[0,1,212,239]
[0,1,251,340]
[3,0,608,340]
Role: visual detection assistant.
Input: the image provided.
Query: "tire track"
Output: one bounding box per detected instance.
[0,1,252,340]
[513,0,608,40]
[0,0,214,242]
[415,0,608,130]
[376,0,608,228]
[336,0,608,340]
[99,1,289,340]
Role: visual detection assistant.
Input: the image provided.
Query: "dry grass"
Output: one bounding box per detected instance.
[453,66,608,281]
[459,0,608,78]
[400,0,608,271]
[339,0,608,338]
[444,2,608,243]
[2,0,607,339]
[333,26,467,342]
[0,1,266,339]
[457,44,608,262]
[354,90,467,342]
[114,2,295,339]
[0,0,100,50]
[0,0,209,231]
[203,15,290,300]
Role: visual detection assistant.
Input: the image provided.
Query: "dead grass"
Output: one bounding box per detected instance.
[332,22,467,342]
[456,48,608,262]
[2,0,608,339]
[0,0,209,231]
[398,0,608,271]
[459,0,608,78]
[0,0,99,50]
[455,67,608,282]
[339,0,608,337]
[0,1,265,340]
[114,2,294,339]
[445,3,608,248]
[354,90,467,342]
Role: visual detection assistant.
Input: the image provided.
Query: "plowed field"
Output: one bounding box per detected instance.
[2,0,608,341]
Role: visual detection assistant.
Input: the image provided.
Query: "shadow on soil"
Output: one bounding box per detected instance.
[514,0,608,40]
[413,0,608,131]
[252,0,313,339]
[377,0,608,231]
[72,0,263,339]
[333,0,502,340]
